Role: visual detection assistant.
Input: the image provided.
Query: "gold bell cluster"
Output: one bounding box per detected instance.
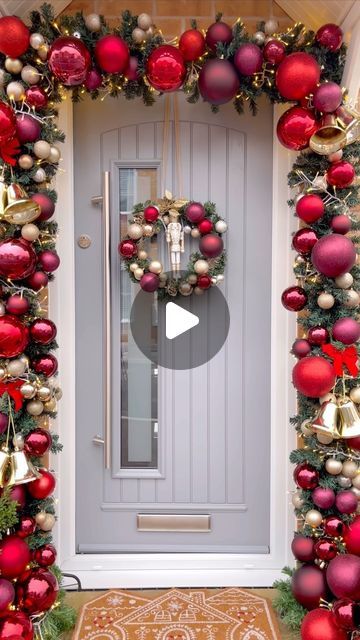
[0,436,40,488]
[309,104,360,155]
[0,182,41,225]
[309,397,360,439]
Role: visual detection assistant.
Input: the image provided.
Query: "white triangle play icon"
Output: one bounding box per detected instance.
[166,302,199,340]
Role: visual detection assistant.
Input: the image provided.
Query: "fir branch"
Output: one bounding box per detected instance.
[273,573,307,631]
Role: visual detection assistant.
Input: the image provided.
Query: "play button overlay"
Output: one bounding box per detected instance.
[130,271,230,370]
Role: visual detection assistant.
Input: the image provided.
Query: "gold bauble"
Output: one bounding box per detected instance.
[37,386,52,402]
[6,81,25,101]
[162,215,169,225]
[20,383,36,399]
[292,491,304,508]
[44,397,57,412]
[138,250,148,260]
[352,474,360,489]
[85,13,101,32]
[18,154,34,170]
[48,146,61,164]
[0,302,5,316]
[305,509,323,528]
[129,262,138,273]
[194,286,204,295]
[342,459,359,479]
[145,26,155,40]
[179,282,192,296]
[137,12,152,30]
[5,57,23,74]
[350,386,360,404]
[325,458,343,475]
[0,367,6,381]
[335,272,353,289]
[38,43,49,61]
[134,267,144,280]
[344,290,360,309]
[143,224,154,237]
[188,274,197,285]
[300,420,312,436]
[351,487,360,499]
[317,433,334,445]
[149,260,162,274]
[132,27,146,43]
[34,140,51,159]
[27,400,44,416]
[128,223,143,240]
[7,359,26,377]
[21,65,40,85]
[35,511,55,531]
[21,224,40,242]
[54,386,62,400]
[191,228,200,238]
[194,259,209,275]
[317,292,335,309]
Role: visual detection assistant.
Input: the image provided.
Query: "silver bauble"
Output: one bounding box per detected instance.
[137,13,152,30]
[264,18,279,34]
[342,459,359,479]
[253,31,266,46]
[6,81,25,101]
[5,57,23,74]
[317,292,335,309]
[33,168,46,183]
[7,359,26,377]
[30,33,44,49]
[335,272,353,289]
[21,65,40,85]
[338,475,353,488]
[26,400,44,416]
[344,290,360,309]
[325,458,343,475]
[85,13,101,32]
[34,140,51,160]
[132,27,146,43]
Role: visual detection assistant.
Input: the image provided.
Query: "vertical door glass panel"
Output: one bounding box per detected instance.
[119,168,158,468]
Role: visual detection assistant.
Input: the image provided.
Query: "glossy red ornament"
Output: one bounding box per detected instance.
[118,239,137,258]
[276,52,321,101]
[0,579,15,612]
[16,114,41,144]
[198,219,213,235]
[140,272,159,293]
[324,515,345,538]
[263,39,286,65]
[179,29,205,61]
[311,234,356,278]
[0,103,16,145]
[0,536,30,579]
[27,469,56,500]
[291,535,315,563]
[281,286,307,311]
[199,234,224,258]
[312,486,335,509]
[336,490,358,514]
[332,317,360,345]
[17,568,58,614]
[30,319,57,345]
[146,45,186,92]
[314,539,338,561]
[17,516,36,539]
[48,36,91,86]
[0,611,33,640]
[343,516,360,555]
[124,57,139,82]
[316,23,343,52]
[292,228,318,255]
[307,326,329,346]
[327,554,360,600]
[327,161,355,188]
[95,34,129,74]
[24,429,52,457]
[31,193,55,222]
[199,59,240,105]
[296,194,325,224]
[291,565,327,610]
[292,356,336,398]
[37,250,60,273]
[294,463,319,490]
[6,295,29,316]
[26,271,48,291]
[197,274,212,289]
[347,436,360,450]
[313,82,343,113]
[84,68,102,91]
[0,238,36,280]
[31,354,58,377]
[185,202,205,224]
[301,608,347,640]
[33,544,57,568]
[0,316,29,358]
[276,106,318,151]
[331,215,351,234]
[292,339,311,358]
[205,21,233,51]
[144,205,159,223]
[0,16,29,57]
[25,86,48,109]
[234,43,263,75]
[332,598,360,631]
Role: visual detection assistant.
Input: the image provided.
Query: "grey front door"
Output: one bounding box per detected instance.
[74,93,273,553]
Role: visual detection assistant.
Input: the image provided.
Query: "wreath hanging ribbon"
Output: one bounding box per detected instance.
[321,343,359,377]
[0,380,24,412]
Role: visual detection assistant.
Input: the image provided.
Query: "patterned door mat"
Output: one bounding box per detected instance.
[73,587,281,639]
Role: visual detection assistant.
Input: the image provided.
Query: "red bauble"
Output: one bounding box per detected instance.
[146,45,186,92]
[0,238,36,280]
[343,516,360,555]
[263,39,286,65]
[26,271,48,291]
[179,29,205,61]
[0,102,16,145]
[327,554,360,600]
[0,536,30,579]
[296,194,325,224]
[301,608,347,640]
[197,274,212,289]
[0,316,29,358]
[198,59,240,105]
[314,539,338,561]
[292,228,318,255]
[331,215,351,235]
[17,516,36,539]
[312,486,335,509]
[124,57,139,82]
[281,286,307,311]
[332,317,360,345]
[185,202,205,223]
[0,579,15,612]
[24,429,52,457]
[0,16,29,57]
[32,354,58,377]
[313,82,343,113]
[307,326,329,346]
[291,535,315,563]
[291,565,327,610]
[316,24,343,52]
[25,86,48,109]
[234,43,263,76]
[198,219,213,235]
[327,161,355,188]
[48,36,91,86]
[4,485,26,509]
[292,339,311,358]
[143,205,159,223]
[6,295,29,316]
[347,436,360,450]
[16,114,41,145]
[85,68,102,91]
[311,234,356,278]
[140,273,159,293]
[294,463,319,490]
[30,319,57,345]
[33,544,57,568]
[276,52,321,101]
[30,193,55,222]
[17,568,58,615]
[205,21,233,51]
[0,611,33,640]
[335,490,358,514]
[27,469,56,500]
[276,106,318,151]
[0,414,7,435]
[199,234,224,258]
[37,250,60,273]
[324,515,345,537]
[333,598,360,631]
[118,239,137,258]
[292,356,336,398]
[95,34,129,74]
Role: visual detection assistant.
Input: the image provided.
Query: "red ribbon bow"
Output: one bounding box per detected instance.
[0,136,21,166]
[321,343,359,377]
[0,380,24,412]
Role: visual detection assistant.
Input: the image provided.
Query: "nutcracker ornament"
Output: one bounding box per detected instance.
[166,210,184,275]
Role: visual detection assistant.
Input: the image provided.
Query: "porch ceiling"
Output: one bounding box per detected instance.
[0,0,72,21]
[275,0,359,31]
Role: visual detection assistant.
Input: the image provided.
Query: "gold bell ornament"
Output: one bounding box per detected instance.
[309,114,347,155]
[3,183,41,225]
[0,181,7,216]
[310,400,341,439]
[338,398,360,439]
[7,448,41,486]
[336,104,360,146]
[0,447,9,487]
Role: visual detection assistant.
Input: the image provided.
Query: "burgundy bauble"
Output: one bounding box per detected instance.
[30,193,55,222]
[314,539,338,561]
[234,43,263,76]
[332,598,360,631]
[146,45,186,92]
[0,579,15,612]
[316,24,343,52]
[26,271,48,291]
[276,52,321,101]
[143,205,159,223]
[347,436,360,450]
[30,319,57,345]
[0,536,30,579]
[281,286,307,311]
[0,238,36,280]
[17,568,58,614]
[0,413,7,435]
[17,516,36,540]
[311,234,356,278]
[25,86,48,109]
[292,228,318,255]
[332,317,360,345]
[48,36,91,86]
[179,29,205,61]
[307,326,329,346]
[198,59,240,105]
[84,68,102,91]
[198,219,213,235]
[0,102,16,145]
[6,295,29,316]
[0,16,29,57]
[124,57,139,82]
[16,114,41,144]
[199,234,224,258]
[331,215,351,234]
[205,21,233,51]
[294,463,319,490]
[296,194,325,224]
[24,429,52,457]
[291,565,327,610]
[301,608,347,640]
[140,272,159,293]
[0,316,29,358]
[33,544,57,568]
[31,354,58,377]
[5,485,26,509]
[277,106,318,150]
[118,239,137,258]
[185,202,205,224]
[197,274,212,289]
[327,554,360,600]
[27,469,56,500]
[343,516,360,555]
[327,161,355,188]
[313,82,343,113]
[324,515,345,538]
[37,250,60,273]
[0,611,33,640]
[292,339,311,358]
[95,34,129,74]
[291,535,315,563]
[263,39,286,65]
[312,486,335,509]
[292,356,336,398]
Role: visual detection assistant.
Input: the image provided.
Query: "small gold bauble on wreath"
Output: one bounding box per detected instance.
[118,190,227,299]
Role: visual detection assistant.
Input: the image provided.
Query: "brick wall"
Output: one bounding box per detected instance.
[62,0,292,36]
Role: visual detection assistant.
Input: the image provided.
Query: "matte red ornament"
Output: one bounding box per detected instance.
[314,539,338,561]
[95,34,129,74]
[331,215,351,234]
[347,436,360,450]
[308,326,329,346]
[27,469,56,500]
[294,463,319,490]
[25,86,48,109]
[291,535,315,563]
[197,274,212,289]
[0,103,16,145]
[332,598,360,631]
[198,219,213,235]
[17,568,58,614]
[336,490,358,514]
[37,250,60,273]
[332,317,360,345]
[292,228,318,255]
[0,611,33,640]
[6,295,29,316]
[313,82,343,113]
[185,202,205,224]
[179,29,205,61]
[140,272,159,293]
[0,413,7,435]
[0,536,30,579]
[0,16,29,57]
[26,271,48,291]
[316,23,343,52]
[291,565,327,610]
[312,486,335,509]
[144,205,159,223]
[281,286,307,311]
[327,554,360,600]
[29,319,57,345]
[301,608,347,640]
[276,52,321,101]
[292,356,336,398]
[234,43,263,76]
[17,516,36,539]
[48,36,91,86]
[124,57,139,82]
[84,68,102,91]
[146,45,186,92]
[205,21,233,51]
[311,234,356,278]
[24,429,52,457]
[199,234,224,258]
[33,544,57,568]
[263,39,286,65]
[0,579,15,612]
[4,485,26,509]
[296,194,325,224]
[31,354,58,377]
[30,193,55,222]
[324,515,345,538]
[327,161,355,188]
[276,106,318,151]
[0,316,29,358]
[198,59,240,105]
[16,114,41,144]
[0,238,36,280]
[292,339,311,358]
[343,515,360,555]
[118,239,137,259]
